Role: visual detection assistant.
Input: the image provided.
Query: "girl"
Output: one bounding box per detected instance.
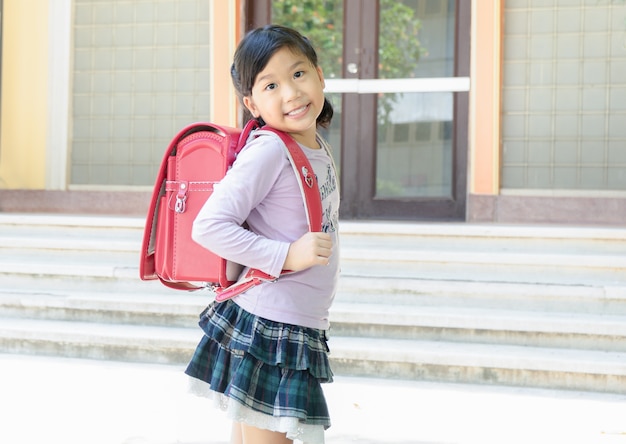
[185,25,340,444]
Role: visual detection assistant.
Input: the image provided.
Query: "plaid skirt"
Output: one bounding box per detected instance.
[185,299,333,444]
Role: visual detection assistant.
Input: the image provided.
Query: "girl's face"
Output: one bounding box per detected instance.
[243,47,326,148]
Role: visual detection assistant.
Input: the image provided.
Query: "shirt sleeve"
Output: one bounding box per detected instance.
[191,135,291,278]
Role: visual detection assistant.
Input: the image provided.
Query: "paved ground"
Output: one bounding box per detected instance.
[1,354,625,444]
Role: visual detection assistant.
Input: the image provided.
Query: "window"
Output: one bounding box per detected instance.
[501,1,626,191]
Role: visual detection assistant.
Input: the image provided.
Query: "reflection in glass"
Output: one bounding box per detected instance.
[376,92,453,198]
[379,0,455,79]
[375,0,456,199]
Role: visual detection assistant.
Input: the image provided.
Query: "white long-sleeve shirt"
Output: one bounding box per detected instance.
[192,131,340,330]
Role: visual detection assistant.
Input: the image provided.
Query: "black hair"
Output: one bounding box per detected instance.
[231,24,333,128]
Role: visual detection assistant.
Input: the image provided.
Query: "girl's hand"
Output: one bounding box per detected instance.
[283,232,332,271]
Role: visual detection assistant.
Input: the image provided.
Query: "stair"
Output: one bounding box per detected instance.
[1,213,625,394]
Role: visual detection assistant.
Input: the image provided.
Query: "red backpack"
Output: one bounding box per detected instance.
[139,120,322,301]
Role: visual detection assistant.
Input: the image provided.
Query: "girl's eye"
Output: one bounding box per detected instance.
[265,83,277,91]
[294,71,304,79]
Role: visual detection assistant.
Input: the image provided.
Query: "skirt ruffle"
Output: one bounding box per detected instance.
[185,299,333,442]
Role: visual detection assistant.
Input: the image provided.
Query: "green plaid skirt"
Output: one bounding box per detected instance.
[185,299,333,436]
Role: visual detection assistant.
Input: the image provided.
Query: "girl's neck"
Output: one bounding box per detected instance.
[287,129,319,149]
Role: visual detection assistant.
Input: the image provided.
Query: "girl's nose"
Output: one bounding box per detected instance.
[283,81,300,101]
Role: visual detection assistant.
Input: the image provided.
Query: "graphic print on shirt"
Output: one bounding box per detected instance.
[319,162,339,234]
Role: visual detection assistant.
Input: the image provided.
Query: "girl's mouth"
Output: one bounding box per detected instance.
[286,104,309,116]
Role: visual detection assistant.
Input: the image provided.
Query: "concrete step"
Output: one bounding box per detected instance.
[339,222,626,284]
[2,214,626,287]
[4,213,624,252]
[340,221,626,252]
[2,266,626,316]
[329,337,626,394]
[0,214,142,250]
[330,302,626,352]
[336,276,626,315]
[2,213,626,394]
[0,288,207,327]
[2,289,625,353]
[0,249,137,279]
[1,317,625,394]
[339,247,626,285]
[4,242,623,286]
[0,317,197,365]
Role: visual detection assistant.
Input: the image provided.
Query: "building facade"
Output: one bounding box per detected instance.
[0,0,624,224]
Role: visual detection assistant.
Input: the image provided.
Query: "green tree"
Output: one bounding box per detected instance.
[271,0,344,79]
[377,0,426,122]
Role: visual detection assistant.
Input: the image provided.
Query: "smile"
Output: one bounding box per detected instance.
[286,104,309,116]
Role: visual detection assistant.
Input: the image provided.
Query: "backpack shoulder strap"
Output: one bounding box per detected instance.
[236,122,323,231]
[214,124,325,302]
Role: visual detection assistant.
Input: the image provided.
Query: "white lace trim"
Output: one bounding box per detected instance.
[187,377,326,444]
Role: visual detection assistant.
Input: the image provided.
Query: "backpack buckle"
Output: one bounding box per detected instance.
[175,181,188,213]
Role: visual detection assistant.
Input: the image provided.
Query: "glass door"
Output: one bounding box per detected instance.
[249,0,470,220]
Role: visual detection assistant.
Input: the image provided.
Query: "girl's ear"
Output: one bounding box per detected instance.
[316,66,325,89]
[243,96,259,118]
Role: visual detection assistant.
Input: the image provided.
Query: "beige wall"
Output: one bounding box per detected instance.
[210,0,240,126]
[0,0,241,191]
[469,0,502,196]
[0,0,49,189]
